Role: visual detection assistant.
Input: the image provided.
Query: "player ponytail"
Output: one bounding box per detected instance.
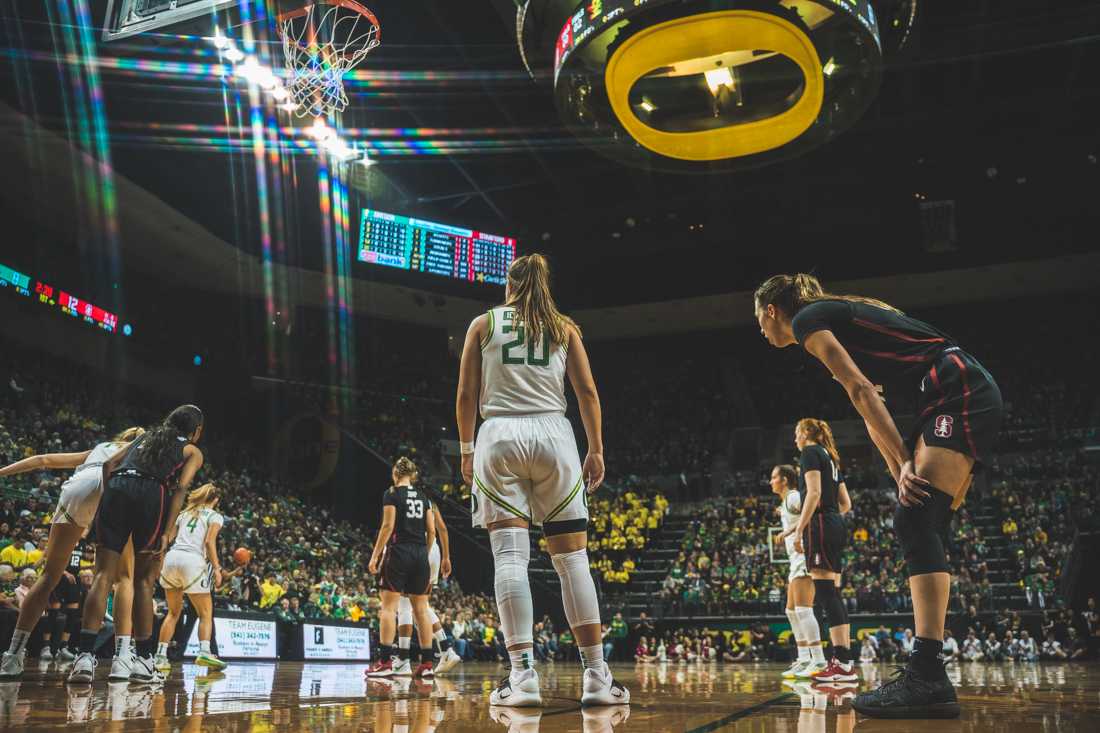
[133,404,204,474]
[181,483,219,519]
[796,418,841,469]
[505,253,579,346]
[754,273,902,318]
[110,426,145,445]
[774,464,798,491]
[393,456,419,483]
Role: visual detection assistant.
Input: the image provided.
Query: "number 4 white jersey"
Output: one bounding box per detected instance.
[171,507,223,559]
[479,306,568,419]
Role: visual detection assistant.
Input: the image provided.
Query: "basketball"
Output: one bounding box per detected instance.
[233,547,252,566]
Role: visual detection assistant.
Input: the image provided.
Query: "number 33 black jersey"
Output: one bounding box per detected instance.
[383,485,432,546]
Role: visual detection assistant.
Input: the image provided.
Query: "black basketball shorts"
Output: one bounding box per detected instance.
[910,347,1003,469]
[381,543,430,596]
[804,512,846,573]
[93,473,171,554]
[49,574,82,606]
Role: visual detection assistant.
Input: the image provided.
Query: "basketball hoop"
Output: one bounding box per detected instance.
[277,0,380,118]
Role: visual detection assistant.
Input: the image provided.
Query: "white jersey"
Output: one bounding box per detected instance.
[479,306,568,419]
[72,441,121,480]
[170,507,223,559]
[779,491,803,556]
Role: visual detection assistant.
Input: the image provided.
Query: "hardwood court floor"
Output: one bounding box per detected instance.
[1,659,1098,731]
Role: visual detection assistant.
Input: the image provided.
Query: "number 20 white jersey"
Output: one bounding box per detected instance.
[479,306,568,419]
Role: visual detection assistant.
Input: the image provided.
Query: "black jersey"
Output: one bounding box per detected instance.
[791,299,956,390]
[67,537,90,574]
[118,433,189,485]
[799,444,841,514]
[383,485,432,546]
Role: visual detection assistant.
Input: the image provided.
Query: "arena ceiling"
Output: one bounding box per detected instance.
[1,0,1098,311]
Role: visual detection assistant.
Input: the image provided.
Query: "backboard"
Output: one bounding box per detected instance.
[102,0,244,42]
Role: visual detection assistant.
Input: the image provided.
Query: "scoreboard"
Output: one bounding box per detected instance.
[1,261,123,334]
[357,209,516,285]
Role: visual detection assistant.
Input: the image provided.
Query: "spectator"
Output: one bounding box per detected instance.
[941,629,959,663]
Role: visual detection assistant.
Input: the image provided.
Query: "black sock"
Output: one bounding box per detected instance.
[432,639,440,661]
[440,638,452,654]
[421,647,433,665]
[397,646,410,662]
[78,630,98,654]
[380,644,394,663]
[911,637,945,677]
[834,645,851,665]
[136,638,155,658]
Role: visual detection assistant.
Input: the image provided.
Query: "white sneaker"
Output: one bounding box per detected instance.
[435,648,463,675]
[782,659,809,678]
[39,648,53,661]
[582,704,631,733]
[57,648,77,662]
[581,664,630,706]
[489,705,543,732]
[794,660,828,679]
[67,652,97,684]
[108,653,135,681]
[153,654,171,674]
[0,651,25,679]
[490,668,542,707]
[392,658,413,676]
[129,655,164,684]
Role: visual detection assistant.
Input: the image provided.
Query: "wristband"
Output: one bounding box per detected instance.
[460,441,475,455]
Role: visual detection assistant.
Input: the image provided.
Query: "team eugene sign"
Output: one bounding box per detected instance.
[303,622,372,661]
[185,615,278,659]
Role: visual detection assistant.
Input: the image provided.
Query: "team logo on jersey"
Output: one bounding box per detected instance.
[934,415,954,438]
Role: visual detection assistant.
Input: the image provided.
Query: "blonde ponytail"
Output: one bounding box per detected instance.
[754,273,901,317]
[111,426,145,445]
[393,456,419,482]
[181,483,220,520]
[797,418,841,469]
[505,253,578,346]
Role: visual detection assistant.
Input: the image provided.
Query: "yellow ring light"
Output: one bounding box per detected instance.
[605,10,824,161]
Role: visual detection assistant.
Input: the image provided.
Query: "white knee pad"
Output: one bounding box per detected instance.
[795,606,820,643]
[491,527,533,646]
[398,595,413,628]
[550,548,601,629]
[785,608,804,643]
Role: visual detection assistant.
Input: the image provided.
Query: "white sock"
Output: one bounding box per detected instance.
[795,607,825,663]
[579,643,604,673]
[115,635,131,659]
[509,648,535,679]
[433,629,447,644]
[798,645,811,662]
[550,548,601,629]
[199,640,211,654]
[7,629,30,655]
[398,637,411,650]
[491,528,534,650]
[157,642,168,656]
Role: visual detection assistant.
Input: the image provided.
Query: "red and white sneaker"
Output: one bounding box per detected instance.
[415,661,434,678]
[366,659,394,678]
[810,659,858,683]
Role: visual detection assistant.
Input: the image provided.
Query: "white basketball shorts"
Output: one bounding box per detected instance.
[788,549,810,582]
[429,541,441,586]
[160,549,214,594]
[52,469,103,528]
[472,413,587,529]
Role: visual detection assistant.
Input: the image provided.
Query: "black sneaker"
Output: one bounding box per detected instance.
[851,664,960,719]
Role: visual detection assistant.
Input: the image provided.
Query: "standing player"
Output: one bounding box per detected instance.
[154,482,228,675]
[0,427,144,679]
[69,405,205,684]
[770,463,827,679]
[779,418,855,683]
[755,274,1002,719]
[456,253,629,707]
[397,499,463,675]
[366,457,438,678]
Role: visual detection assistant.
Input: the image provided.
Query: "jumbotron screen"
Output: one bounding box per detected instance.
[357,209,516,285]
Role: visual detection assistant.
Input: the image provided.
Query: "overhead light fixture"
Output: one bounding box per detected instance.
[639,98,657,113]
[703,66,735,96]
[822,57,838,76]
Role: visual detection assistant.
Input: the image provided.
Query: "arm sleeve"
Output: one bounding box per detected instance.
[791,300,852,345]
[800,447,825,475]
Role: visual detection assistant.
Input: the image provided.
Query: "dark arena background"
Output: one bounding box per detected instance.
[0,0,1099,730]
